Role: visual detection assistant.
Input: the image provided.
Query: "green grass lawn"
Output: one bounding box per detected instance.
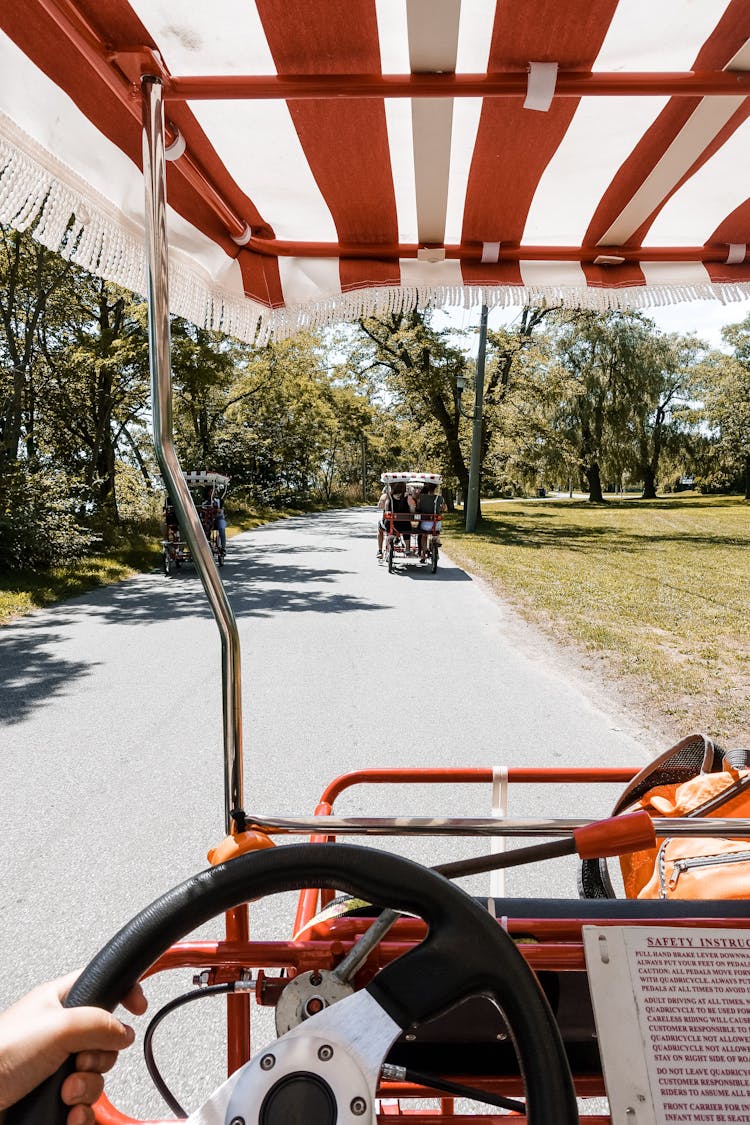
[445,495,750,745]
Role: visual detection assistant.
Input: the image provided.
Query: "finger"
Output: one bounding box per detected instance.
[120,982,148,1017]
[67,1105,95,1125]
[73,1049,118,1075]
[57,1008,135,1054]
[61,1071,105,1106]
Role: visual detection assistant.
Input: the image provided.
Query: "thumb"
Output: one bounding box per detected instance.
[56,1008,135,1055]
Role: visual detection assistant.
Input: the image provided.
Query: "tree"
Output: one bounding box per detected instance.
[212,332,373,506]
[356,310,469,505]
[38,278,150,520]
[627,333,702,499]
[0,227,72,466]
[700,320,750,498]
[171,319,263,466]
[548,310,696,501]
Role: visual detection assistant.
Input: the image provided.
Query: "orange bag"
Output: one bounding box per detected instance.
[638,836,750,900]
[625,767,750,899]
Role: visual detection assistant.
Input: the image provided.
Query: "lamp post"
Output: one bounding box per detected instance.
[456,303,488,533]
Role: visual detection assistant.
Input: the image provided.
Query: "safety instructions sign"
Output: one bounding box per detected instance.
[584,927,750,1124]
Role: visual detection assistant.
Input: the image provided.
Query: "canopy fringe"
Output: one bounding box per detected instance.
[2,114,750,346]
[0,116,268,344]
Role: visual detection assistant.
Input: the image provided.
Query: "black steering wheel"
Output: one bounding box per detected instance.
[7,843,578,1125]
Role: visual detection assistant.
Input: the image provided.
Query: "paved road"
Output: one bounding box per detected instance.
[0,508,655,1116]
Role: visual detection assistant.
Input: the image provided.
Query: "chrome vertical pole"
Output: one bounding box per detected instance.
[141,76,244,834]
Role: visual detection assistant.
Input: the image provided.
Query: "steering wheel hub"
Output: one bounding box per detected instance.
[259,1072,336,1125]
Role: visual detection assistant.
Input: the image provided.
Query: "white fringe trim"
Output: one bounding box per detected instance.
[3,111,750,344]
[0,113,269,343]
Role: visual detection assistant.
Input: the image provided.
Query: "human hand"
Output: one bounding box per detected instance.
[0,973,147,1124]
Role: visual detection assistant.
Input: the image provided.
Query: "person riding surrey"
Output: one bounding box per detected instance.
[199,486,216,538]
[388,481,416,553]
[376,483,389,559]
[212,494,227,551]
[163,494,179,537]
[377,480,415,559]
[416,481,445,563]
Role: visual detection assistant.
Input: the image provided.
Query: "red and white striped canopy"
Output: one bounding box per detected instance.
[2,1,750,342]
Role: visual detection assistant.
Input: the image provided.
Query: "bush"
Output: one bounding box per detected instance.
[0,465,95,571]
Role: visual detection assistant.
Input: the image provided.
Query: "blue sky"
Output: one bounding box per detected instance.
[433,296,750,352]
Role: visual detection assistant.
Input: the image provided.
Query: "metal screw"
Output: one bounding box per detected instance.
[404,1032,416,1041]
[260,1053,276,1071]
[317,1044,333,1061]
[310,971,323,986]
[351,1096,367,1116]
[230,1118,245,1125]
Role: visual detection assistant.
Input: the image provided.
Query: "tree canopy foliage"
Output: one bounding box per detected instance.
[1,224,749,571]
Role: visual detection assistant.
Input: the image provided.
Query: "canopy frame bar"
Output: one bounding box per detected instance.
[166,70,750,101]
[141,75,245,837]
[240,239,748,262]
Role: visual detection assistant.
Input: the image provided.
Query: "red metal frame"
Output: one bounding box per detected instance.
[92,764,750,1124]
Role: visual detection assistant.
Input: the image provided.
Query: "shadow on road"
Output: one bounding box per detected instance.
[0,622,95,726]
[383,562,471,582]
[0,511,437,723]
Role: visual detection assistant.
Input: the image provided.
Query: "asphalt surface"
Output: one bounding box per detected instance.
[0,508,656,1117]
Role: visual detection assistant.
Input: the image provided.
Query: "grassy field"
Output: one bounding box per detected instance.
[445,494,750,746]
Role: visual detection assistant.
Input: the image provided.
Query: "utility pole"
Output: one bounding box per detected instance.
[361,433,367,501]
[465,304,488,533]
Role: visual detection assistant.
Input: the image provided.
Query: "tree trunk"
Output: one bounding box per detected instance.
[745,455,750,501]
[641,466,657,499]
[586,461,605,503]
[0,367,24,464]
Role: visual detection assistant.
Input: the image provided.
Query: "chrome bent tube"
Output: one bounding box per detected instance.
[244,814,750,838]
[142,76,244,834]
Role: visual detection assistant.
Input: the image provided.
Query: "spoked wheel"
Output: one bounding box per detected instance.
[430,540,439,573]
[387,541,395,572]
[7,844,578,1125]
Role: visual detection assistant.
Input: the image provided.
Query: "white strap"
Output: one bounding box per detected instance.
[726,243,747,264]
[490,765,509,901]
[481,241,501,263]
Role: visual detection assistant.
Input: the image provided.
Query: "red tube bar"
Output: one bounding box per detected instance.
[166,70,750,101]
[244,238,745,262]
[318,767,637,805]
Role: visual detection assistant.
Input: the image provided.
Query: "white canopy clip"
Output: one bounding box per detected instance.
[524,62,558,112]
[726,244,747,264]
[417,247,446,263]
[232,224,253,247]
[164,127,186,162]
